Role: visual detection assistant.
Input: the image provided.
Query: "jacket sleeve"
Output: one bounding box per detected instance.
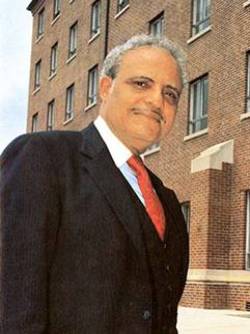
[0,134,60,334]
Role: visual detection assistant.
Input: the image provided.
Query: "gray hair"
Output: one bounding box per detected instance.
[100,34,187,85]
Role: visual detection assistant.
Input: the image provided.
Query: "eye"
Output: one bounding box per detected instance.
[163,89,179,105]
[133,80,149,88]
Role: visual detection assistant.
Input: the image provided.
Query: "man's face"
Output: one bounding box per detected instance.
[99,46,182,154]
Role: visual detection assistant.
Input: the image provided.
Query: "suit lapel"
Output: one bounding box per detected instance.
[79,123,147,260]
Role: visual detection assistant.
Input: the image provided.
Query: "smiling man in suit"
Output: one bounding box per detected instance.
[0,35,188,334]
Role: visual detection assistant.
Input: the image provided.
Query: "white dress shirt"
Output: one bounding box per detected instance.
[94,116,145,205]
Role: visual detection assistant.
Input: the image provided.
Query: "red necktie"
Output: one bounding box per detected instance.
[128,155,166,240]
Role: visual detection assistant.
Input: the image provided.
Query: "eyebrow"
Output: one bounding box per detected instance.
[127,76,153,83]
[127,76,181,96]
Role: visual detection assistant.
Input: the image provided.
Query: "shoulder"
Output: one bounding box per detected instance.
[0,131,85,177]
[1,130,82,159]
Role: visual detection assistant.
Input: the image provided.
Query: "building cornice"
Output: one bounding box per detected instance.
[27,0,38,11]
[27,0,45,13]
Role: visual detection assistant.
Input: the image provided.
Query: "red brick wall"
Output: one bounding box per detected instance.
[181,283,250,311]
[189,169,210,269]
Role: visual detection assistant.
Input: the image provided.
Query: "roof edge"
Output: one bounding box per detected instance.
[27,0,38,11]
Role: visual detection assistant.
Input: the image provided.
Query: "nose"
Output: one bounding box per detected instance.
[145,87,164,110]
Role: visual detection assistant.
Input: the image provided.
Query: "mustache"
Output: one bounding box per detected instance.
[131,107,166,123]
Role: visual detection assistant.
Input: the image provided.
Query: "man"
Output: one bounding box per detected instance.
[0,35,188,334]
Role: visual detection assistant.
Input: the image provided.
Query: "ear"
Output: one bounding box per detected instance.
[99,76,113,102]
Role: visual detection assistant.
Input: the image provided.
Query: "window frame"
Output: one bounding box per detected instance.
[34,59,41,90]
[65,84,74,121]
[117,0,129,13]
[246,52,250,113]
[90,0,101,37]
[181,201,191,232]
[149,12,164,37]
[32,113,38,132]
[53,0,61,19]
[68,21,78,59]
[192,0,211,36]
[47,99,55,131]
[50,42,58,76]
[87,65,98,106]
[188,74,208,135]
[37,8,45,38]
[142,143,160,157]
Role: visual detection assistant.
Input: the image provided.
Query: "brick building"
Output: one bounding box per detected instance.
[27,0,250,311]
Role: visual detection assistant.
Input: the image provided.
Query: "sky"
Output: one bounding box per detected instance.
[0,0,32,154]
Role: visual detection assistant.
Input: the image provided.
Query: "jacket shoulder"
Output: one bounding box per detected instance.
[1,130,83,160]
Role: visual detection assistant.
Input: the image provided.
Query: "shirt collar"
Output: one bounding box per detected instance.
[94,115,132,168]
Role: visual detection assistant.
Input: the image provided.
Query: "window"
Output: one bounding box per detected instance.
[50,42,58,76]
[65,84,74,121]
[188,75,208,134]
[149,13,164,37]
[47,100,55,131]
[192,0,211,36]
[34,60,41,90]
[246,191,250,270]
[181,202,190,232]
[87,66,98,106]
[247,52,250,113]
[117,0,129,13]
[37,8,45,38]
[53,0,61,19]
[68,22,78,58]
[32,113,38,132]
[90,1,101,37]
[143,143,160,157]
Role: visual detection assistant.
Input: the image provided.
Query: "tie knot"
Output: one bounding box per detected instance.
[127,155,145,176]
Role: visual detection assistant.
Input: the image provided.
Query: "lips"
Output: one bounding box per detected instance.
[131,107,165,123]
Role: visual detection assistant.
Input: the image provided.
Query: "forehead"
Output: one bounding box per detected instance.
[117,46,181,85]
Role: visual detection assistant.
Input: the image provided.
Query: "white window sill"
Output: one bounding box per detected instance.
[32,87,41,95]
[66,53,77,64]
[240,112,250,121]
[63,116,74,126]
[243,0,250,8]
[48,72,57,81]
[35,34,44,44]
[187,269,250,284]
[88,31,100,44]
[69,0,75,3]
[187,25,212,45]
[142,145,160,158]
[51,13,61,26]
[84,102,97,112]
[184,128,208,142]
[115,4,130,19]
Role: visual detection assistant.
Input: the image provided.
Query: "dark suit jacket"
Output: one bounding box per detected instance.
[0,123,188,334]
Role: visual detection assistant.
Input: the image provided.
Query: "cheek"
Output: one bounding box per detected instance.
[110,92,130,113]
[113,86,138,105]
[163,109,176,130]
